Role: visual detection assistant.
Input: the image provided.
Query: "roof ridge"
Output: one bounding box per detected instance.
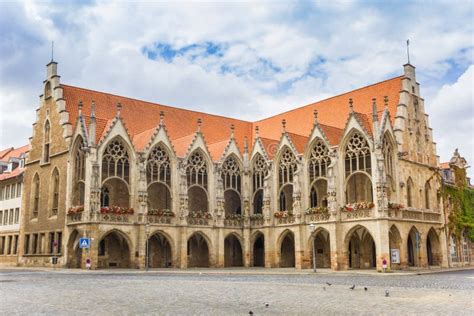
[254,75,403,122]
[61,84,253,123]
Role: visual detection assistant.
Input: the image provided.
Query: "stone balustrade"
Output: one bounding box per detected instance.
[304,212,331,223]
[224,218,244,227]
[274,216,296,225]
[387,207,441,223]
[66,212,83,224]
[341,208,373,220]
[187,216,211,226]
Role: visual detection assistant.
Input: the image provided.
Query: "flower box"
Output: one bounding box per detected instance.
[188,210,212,219]
[68,205,84,214]
[100,206,134,215]
[304,206,329,215]
[250,214,264,220]
[388,202,405,210]
[274,210,294,218]
[148,209,175,217]
[341,201,374,212]
[225,213,242,220]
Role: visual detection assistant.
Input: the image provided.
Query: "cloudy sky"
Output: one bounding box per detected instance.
[0,0,472,176]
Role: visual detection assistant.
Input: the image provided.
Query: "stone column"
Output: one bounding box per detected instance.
[178,226,188,268]
[375,220,391,271]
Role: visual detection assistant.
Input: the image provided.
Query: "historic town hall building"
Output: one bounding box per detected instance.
[11,61,471,270]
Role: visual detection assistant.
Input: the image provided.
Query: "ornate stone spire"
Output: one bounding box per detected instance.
[384,96,389,109]
[78,101,83,117]
[230,124,235,139]
[282,119,286,133]
[159,111,165,126]
[313,109,318,125]
[89,100,96,146]
[197,118,202,132]
[243,136,248,154]
[349,98,354,113]
[116,102,122,118]
[255,125,260,138]
[372,98,378,122]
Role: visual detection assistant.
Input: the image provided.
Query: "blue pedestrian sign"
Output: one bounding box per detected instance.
[79,238,91,249]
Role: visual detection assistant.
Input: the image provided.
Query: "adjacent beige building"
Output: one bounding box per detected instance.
[0,145,27,266]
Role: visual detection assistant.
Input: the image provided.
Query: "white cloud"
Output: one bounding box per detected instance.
[0,0,473,179]
[430,65,474,178]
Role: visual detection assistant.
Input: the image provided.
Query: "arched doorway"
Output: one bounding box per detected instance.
[407,227,420,267]
[389,225,402,268]
[148,232,172,268]
[280,231,295,267]
[187,233,210,267]
[67,230,82,268]
[252,233,265,267]
[346,226,376,269]
[98,230,131,268]
[427,228,442,266]
[310,229,331,268]
[224,234,243,267]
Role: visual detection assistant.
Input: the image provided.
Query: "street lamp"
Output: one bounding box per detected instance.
[309,223,317,272]
[145,222,150,271]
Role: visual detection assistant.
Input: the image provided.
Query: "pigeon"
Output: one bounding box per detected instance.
[364,287,368,291]
[326,282,332,286]
[385,290,389,297]
[350,285,355,290]
[265,303,269,308]
[249,311,253,315]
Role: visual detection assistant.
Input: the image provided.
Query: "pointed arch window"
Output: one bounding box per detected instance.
[51,169,60,216]
[73,137,86,206]
[309,139,329,208]
[278,147,297,187]
[221,156,241,193]
[252,154,268,193]
[278,147,297,211]
[43,120,51,163]
[146,144,171,186]
[344,132,371,177]
[309,138,330,182]
[424,181,431,210]
[101,138,130,183]
[222,156,242,216]
[252,154,268,214]
[186,151,208,189]
[100,187,110,207]
[32,174,40,218]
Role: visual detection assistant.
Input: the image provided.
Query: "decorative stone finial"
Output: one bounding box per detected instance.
[372,98,378,122]
[384,96,389,109]
[78,101,83,116]
[91,100,96,118]
[255,125,260,138]
[116,102,122,118]
[243,136,248,153]
[230,124,235,138]
[282,119,286,132]
[197,118,202,132]
[159,111,165,126]
[313,109,318,124]
[349,98,354,113]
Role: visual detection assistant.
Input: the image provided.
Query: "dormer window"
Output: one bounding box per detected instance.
[43,120,51,163]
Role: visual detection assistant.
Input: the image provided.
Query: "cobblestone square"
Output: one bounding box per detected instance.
[0,269,473,315]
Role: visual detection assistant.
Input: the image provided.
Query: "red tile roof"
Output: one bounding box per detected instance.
[0,145,28,163]
[0,166,24,181]
[60,75,403,161]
